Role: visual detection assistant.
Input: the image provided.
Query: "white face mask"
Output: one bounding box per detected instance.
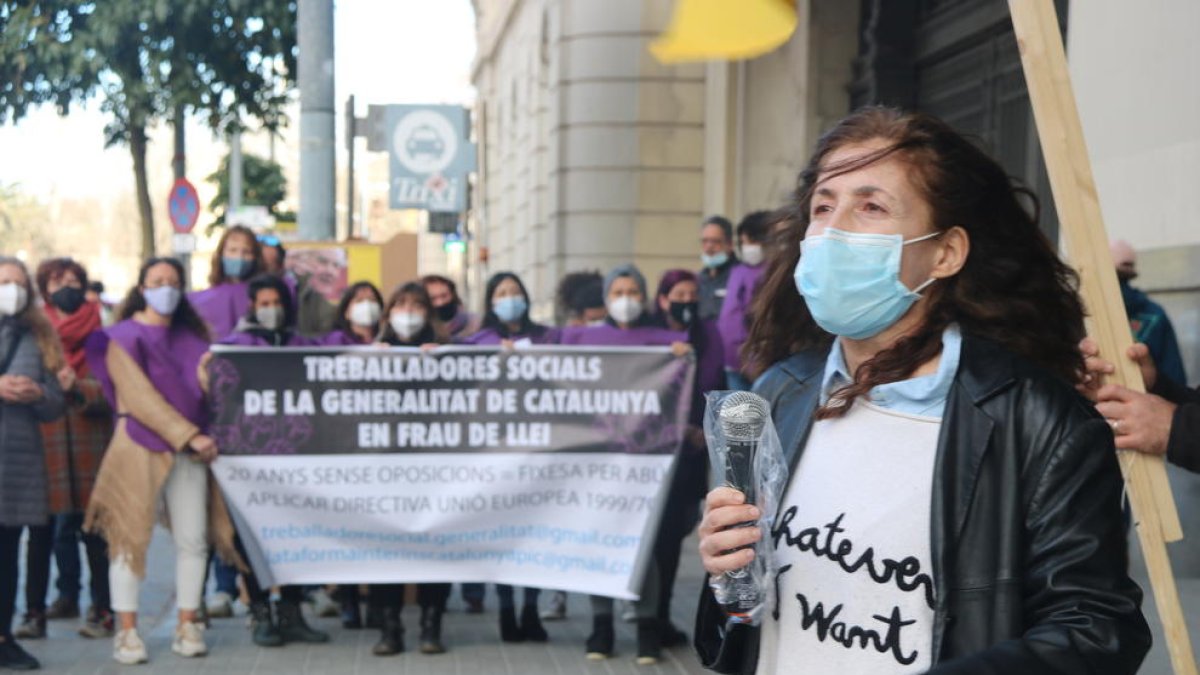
[0,282,28,317]
[348,300,382,328]
[741,244,765,267]
[389,311,426,340]
[256,306,284,330]
[607,296,643,324]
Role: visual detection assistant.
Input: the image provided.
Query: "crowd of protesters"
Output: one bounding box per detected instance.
[0,209,781,669]
[0,106,1190,674]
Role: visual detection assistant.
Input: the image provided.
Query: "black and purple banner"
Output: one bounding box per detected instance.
[208,345,694,598]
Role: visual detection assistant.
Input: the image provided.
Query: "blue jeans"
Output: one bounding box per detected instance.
[52,513,83,600]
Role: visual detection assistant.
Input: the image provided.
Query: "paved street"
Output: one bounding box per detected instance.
[15,500,1200,674]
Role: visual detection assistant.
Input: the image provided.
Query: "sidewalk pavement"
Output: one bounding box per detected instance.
[17,529,712,674]
[15,525,1200,673]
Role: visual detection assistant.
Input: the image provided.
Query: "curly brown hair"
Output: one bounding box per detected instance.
[743,107,1086,418]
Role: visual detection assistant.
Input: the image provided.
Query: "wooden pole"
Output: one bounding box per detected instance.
[1008,1,1196,672]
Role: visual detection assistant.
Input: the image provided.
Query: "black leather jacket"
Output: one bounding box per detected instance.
[694,335,1150,674]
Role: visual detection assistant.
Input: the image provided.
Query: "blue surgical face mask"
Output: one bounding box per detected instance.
[794,228,940,340]
[701,251,729,269]
[143,286,182,317]
[493,296,527,323]
[222,256,252,280]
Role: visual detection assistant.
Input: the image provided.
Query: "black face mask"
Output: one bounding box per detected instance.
[668,301,698,327]
[435,303,458,322]
[50,287,86,315]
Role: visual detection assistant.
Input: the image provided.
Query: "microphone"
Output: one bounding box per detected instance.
[718,391,770,502]
[715,391,771,617]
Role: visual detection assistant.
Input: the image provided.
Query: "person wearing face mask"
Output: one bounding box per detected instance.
[695,108,1149,675]
[459,272,557,643]
[697,215,739,322]
[462,272,560,347]
[188,225,265,341]
[84,257,242,666]
[330,282,386,346]
[717,211,776,391]
[560,264,691,665]
[368,282,453,657]
[12,259,114,644]
[206,275,333,648]
[648,269,725,651]
[422,274,480,339]
[0,257,65,671]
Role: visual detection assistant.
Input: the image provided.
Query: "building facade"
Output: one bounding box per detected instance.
[471,0,1199,378]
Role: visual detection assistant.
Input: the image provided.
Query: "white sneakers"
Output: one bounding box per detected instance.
[172,621,208,658]
[113,629,149,665]
[112,621,208,665]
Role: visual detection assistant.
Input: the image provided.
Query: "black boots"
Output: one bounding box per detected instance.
[0,638,40,671]
[275,600,331,644]
[520,604,548,642]
[499,606,522,643]
[635,618,662,665]
[585,614,615,660]
[372,609,404,656]
[250,601,284,647]
[418,606,446,654]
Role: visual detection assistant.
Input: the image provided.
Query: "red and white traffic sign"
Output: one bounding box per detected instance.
[168,178,200,234]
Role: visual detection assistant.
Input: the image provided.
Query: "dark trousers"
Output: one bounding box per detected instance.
[369,583,451,610]
[461,582,485,603]
[652,455,705,622]
[495,585,539,610]
[232,534,303,604]
[0,526,23,638]
[34,513,109,611]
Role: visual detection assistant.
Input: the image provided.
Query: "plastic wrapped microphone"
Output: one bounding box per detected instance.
[703,391,789,627]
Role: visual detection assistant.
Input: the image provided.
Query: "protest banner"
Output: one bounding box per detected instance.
[208,345,695,600]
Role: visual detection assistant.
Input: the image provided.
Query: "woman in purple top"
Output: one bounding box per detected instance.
[649,270,725,653]
[188,226,264,340]
[211,275,335,648]
[84,258,239,665]
[559,264,690,665]
[461,273,555,644]
[716,211,774,390]
[329,281,385,346]
[463,272,559,347]
[220,275,353,349]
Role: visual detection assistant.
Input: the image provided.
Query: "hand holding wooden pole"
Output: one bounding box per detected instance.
[1008,1,1195,672]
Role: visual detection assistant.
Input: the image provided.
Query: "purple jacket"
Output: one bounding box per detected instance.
[716,263,764,371]
[188,282,249,341]
[460,325,561,346]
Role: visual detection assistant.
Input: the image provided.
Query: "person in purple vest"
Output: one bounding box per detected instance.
[717,211,775,390]
[649,269,725,651]
[204,275,338,648]
[330,282,386,347]
[368,282,453,657]
[84,257,241,666]
[560,264,690,665]
[462,272,560,347]
[461,272,556,643]
[188,226,264,340]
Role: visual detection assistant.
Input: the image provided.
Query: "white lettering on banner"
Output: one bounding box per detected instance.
[215,452,673,599]
[300,354,604,384]
[522,389,662,415]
